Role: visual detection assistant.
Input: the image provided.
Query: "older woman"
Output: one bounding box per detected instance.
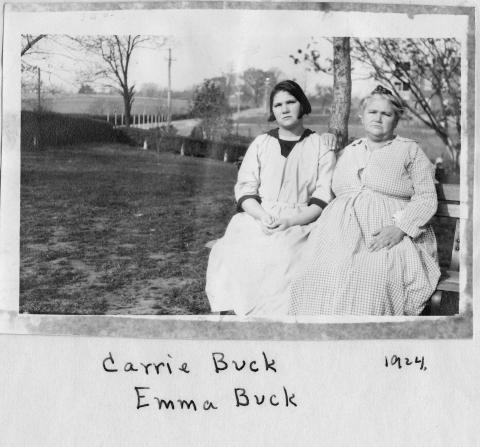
[206,80,336,316]
[289,85,440,316]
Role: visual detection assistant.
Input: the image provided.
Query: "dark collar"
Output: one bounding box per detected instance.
[267,128,314,142]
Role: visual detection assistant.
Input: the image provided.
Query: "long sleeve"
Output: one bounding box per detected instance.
[394,145,438,238]
[234,138,262,210]
[309,148,336,209]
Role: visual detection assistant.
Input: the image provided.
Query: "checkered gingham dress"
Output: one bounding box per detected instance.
[289,136,441,316]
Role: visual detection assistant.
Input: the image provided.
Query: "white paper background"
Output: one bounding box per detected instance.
[1,1,479,445]
[2,336,480,446]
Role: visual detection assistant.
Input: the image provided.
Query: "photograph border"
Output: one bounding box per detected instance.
[0,0,475,340]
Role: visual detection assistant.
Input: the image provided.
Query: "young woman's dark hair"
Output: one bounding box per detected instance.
[268,80,312,122]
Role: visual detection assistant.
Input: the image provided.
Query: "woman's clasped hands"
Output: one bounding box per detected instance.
[259,214,292,235]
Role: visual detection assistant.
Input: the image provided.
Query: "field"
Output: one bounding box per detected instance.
[20,141,456,316]
[22,93,190,116]
[20,143,237,314]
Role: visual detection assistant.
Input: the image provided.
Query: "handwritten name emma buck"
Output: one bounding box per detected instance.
[102,351,298,412]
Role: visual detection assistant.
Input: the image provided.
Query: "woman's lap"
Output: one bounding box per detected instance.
[289,205,440,316]
[206,213,310,315]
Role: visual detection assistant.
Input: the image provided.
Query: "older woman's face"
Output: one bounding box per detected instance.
[362,96,398,142]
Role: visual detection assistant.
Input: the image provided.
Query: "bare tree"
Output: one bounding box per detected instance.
[351,38,461,166]
[292,37,460,164]
[21,35,85,105]
[21,35,51,111]
[72,35,165,127]
[291,37,351,148]
[21,34,47,90]
[21,34,47,56]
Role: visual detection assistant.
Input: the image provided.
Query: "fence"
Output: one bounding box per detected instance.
[121,126,249,162]
[107,111,192,128]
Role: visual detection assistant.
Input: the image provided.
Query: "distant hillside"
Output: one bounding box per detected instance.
[21,94,191,116]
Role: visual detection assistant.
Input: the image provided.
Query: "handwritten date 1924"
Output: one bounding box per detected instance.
[384,355,427,371]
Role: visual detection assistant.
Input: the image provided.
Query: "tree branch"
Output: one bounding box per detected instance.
[21,34,47,56]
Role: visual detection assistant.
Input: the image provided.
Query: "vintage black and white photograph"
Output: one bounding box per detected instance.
[0,3,474,337]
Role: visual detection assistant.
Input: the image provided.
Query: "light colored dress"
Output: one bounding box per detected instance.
[206,129,336,316]
[289,136,441,316]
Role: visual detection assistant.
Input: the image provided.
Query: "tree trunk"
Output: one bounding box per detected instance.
[328,37,351,149]
[123,89,132,127]
[453,146,459,170]
[445,137,460,171]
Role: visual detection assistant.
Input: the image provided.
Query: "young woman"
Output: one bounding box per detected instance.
[206,80,336,316]
[289,85,440,316]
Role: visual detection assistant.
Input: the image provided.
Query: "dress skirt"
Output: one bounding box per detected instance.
[289,189,440,315]
[206,202,314,316]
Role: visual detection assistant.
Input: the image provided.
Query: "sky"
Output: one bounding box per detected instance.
[18,8,468,98]
[127,10,335,94]
[21,9,367,96]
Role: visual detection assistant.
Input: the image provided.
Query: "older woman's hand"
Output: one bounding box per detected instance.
[369,226,406,251]
[320,132,337,151]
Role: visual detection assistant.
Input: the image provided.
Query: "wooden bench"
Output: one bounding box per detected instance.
[426,183,462,315]
[206,183,463,316]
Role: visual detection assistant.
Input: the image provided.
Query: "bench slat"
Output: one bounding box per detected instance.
[436,203,463,218]
[435,183,460,202]
[436,270,459,292]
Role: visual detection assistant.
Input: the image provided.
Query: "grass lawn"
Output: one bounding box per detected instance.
[20,141,457,316]
[20,143,238,315]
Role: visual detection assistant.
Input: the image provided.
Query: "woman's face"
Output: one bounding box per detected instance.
[272,90,302,130]
[362,96,398,142]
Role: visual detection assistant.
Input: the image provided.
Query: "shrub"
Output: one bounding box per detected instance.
[21,111,117,150]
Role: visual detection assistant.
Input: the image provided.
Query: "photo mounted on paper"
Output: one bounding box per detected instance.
[0,2,475,338]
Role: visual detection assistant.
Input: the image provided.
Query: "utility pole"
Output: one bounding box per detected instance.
[236,88,241,135]
[264,76,270,115]
[37,67,41,112]
[166,48,175,126]
[236,89,241,115]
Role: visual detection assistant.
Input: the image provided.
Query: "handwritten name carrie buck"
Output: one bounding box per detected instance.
[102,351,298,412]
